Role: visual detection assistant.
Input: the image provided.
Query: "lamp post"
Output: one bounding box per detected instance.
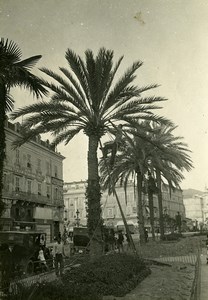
[75,209,80,227]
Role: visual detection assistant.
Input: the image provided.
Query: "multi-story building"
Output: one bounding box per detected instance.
[63,180,185,230]
[0,119,65,242]
[183,189,208,228]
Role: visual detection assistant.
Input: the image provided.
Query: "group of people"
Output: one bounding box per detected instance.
[103,228,130,253]
[37,235,65,277]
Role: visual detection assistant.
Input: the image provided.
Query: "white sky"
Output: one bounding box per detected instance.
[1,0,208,191]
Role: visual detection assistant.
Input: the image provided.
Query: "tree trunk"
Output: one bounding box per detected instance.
[136,171,145,244]
[86,135,103,258]
[156,169,165,240]
[147,188,155,241]
[0,83,6,217]
[113,188,137,253]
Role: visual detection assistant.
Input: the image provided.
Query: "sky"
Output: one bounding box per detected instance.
[1,0,208,191]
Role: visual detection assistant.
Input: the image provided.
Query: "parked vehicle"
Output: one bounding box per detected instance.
[0,231,51,276]
[72,227,90,253]
[116,221,136,234]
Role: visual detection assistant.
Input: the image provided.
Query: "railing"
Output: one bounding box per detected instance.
[3,190,51,205]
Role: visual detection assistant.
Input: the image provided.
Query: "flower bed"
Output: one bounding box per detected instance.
[8,253,150,300]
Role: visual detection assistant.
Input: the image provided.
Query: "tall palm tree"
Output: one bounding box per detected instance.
[100,122,193,243]
[11,47,170,255]
[100,132,154,244]
[0,38,47,217]
[142,123,193,239]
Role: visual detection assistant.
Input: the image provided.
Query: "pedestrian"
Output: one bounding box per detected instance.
[108,228,116,251]
[144,228,149,243]
[0,244,12,294]
[38,246,49,272]
[205,234,208,264]
[53,237,65,276]
[117,230,124,253]
[125,233,131,251]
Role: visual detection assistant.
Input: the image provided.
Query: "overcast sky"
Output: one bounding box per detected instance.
[1,0,208,191]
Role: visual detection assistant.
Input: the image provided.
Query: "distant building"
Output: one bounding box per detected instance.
[63,180,185,231]
[183,188,208,228]
[1,119,65,242]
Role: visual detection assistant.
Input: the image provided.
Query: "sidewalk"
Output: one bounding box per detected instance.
[200,250,208,300]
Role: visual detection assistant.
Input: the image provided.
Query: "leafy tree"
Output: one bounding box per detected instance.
[11,48,169,255]
[0,38,46,217]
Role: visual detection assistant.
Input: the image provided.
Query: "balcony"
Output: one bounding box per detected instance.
[2,190,51,205]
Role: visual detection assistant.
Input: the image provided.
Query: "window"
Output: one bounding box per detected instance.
[27,154,31,168]
[108,208,113,218]
[55,165,58,178]
[16,149,20,164]
[37,158,41,171]
[27,180,32,194]
[15,207,20,218]
[38,183,41,195]
[46,161,50,175]
[126,206,131,216]
[55,187,58,199]
[15,177,20,192]
[3,174,8,191]
[47,185,50,198]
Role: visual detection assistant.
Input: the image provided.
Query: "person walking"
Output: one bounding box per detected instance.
[125,233,131,251]
[117,231,124,253]
[108,228,116,251]
[144,228,149,243]
[38,246,49,272]
[53,237,65,276]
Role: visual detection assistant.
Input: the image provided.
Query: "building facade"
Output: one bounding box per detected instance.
[183,189,208,229]
[63,180,185,231]
[1,120,65,242]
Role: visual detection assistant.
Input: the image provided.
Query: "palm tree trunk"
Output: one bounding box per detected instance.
[147,188,155,241]
[86,135,103,258]
[113,188,137,253]
[156,169,165,240]
[0,83,6,217]
[136,171,145,244]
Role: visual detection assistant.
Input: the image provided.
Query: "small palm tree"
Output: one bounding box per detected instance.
[0,38,47,216]
[11,47,170,255]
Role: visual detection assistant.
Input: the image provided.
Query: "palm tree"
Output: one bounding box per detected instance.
[100,132,154,244]
[142,123,193,239]
[100,122,193,243]
[11,47,170,255]
[0,38,47,217]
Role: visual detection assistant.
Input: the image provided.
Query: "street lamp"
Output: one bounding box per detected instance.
[74,209,80,227]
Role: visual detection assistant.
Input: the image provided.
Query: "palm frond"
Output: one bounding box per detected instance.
[104,61,143,111]
[0,38,22,65]
[65,49,90,101]
[14,55,42,70]
[5,93,14,111]
[51,127,82,146]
